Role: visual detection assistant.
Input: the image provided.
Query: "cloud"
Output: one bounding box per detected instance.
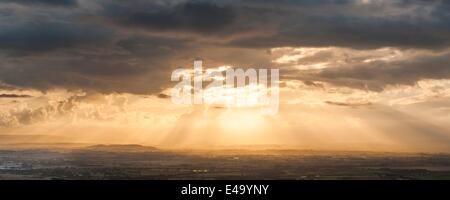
[0,97,76,127]
[0,55,176,94]
[108,1,236,33]
[157,94,171,99]
[0,22,112,54]
[0,0,450,95]
[325,101,372,107]
[3,0,78,7]
[278,47,450,91]
[0,94,32,98]
[0,92,127,127]
[227,0,450,49]
[314,51,450,91]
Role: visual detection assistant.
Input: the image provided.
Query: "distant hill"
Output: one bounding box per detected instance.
[85,144,159,152]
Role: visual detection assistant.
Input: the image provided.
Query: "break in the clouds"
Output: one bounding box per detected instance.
[0,0,450,94]
[277,47,450,91]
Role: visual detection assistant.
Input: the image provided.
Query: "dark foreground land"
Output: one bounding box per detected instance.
[1,144,450,180]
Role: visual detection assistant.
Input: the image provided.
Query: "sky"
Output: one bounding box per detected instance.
[1,0,450,152]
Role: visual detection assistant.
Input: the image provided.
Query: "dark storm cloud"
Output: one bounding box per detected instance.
[227,0,450,49]
[0,54,177,94]
[3,0,77,7]
[1,0,450,94]
[0,22,112,54]
[105,0,236,33]
[100,0,450,49]
[231,16,450,49]
[116,35,192,56]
